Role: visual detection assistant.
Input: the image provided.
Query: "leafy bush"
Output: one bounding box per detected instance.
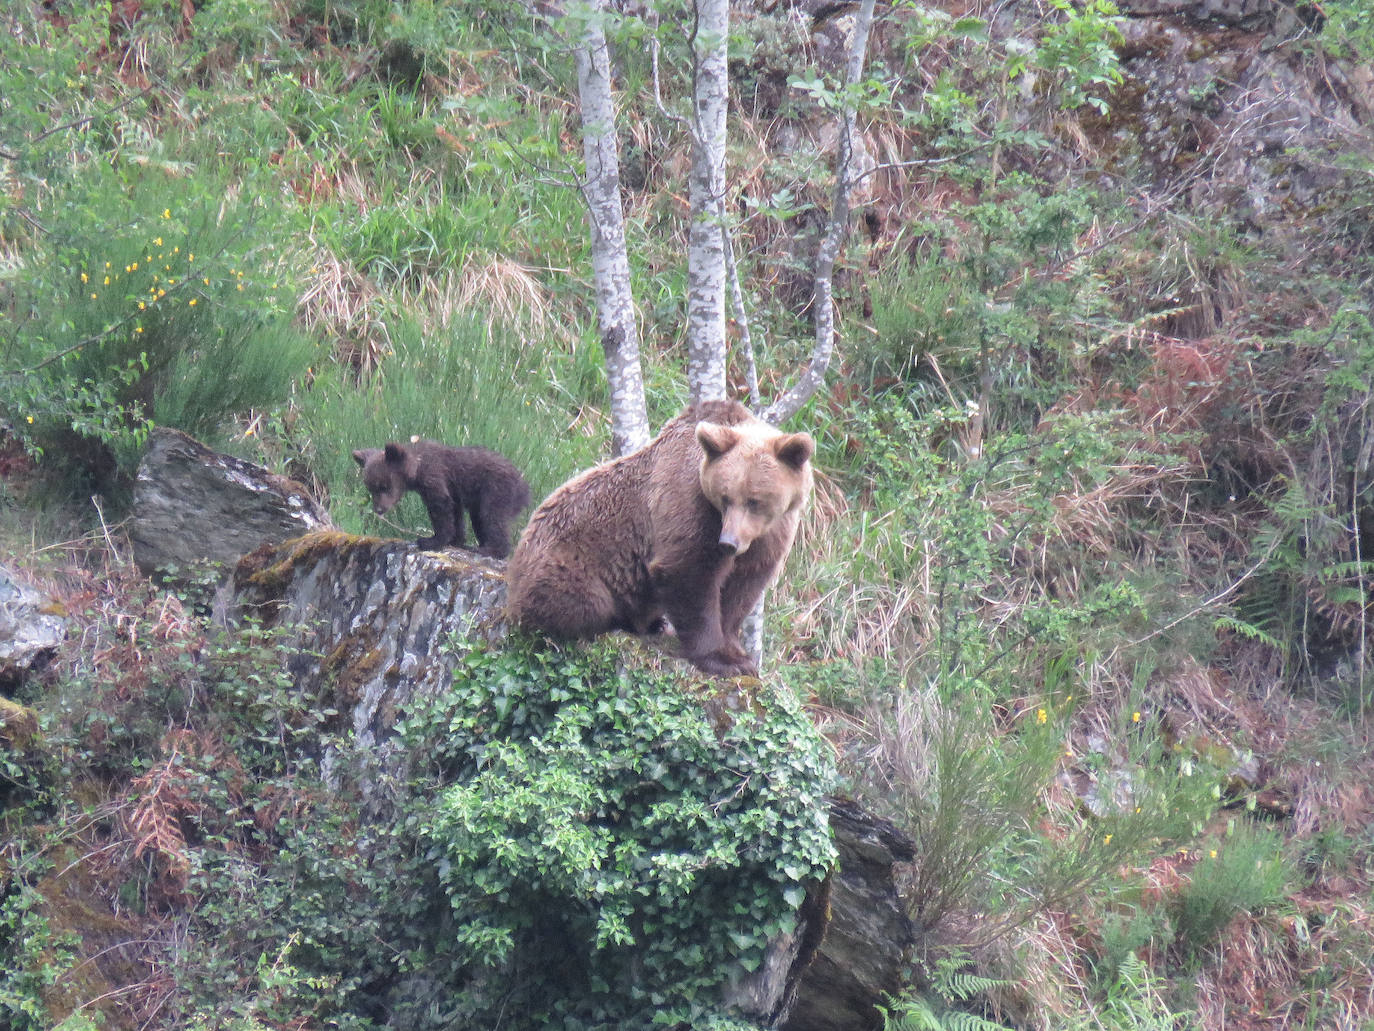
[407,638,837,1029]
[2,166,312,482]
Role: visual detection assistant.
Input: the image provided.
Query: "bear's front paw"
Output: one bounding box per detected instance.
[691,647,758,678]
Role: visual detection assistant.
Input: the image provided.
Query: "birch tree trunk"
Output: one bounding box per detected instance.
[761,0,878,425]
[685,0,729,404]
[573,0,651,455]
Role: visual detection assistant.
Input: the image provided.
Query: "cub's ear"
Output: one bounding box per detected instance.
[697,421,741,460]
[352,448,378,468]
[383,442,407,465]
[773,432,815,471]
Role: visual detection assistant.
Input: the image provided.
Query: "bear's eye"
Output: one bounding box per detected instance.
[746,499,762,513]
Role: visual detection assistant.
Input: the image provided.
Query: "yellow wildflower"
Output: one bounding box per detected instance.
[202,277,209,285]
[26,415,33,424]
[1132,712,1141,723]
[90,293,97,300]
[154,237,162,246]
[135,326,143,334]
[1103,835,1112,846]
[1209,849,1217,859]
[103,276,110,286]
[236,283,243,291]
[80,272,88,283]
[163,208,171,218]
[1036,709,1047,724]
[158,289,165,298]
[189,298,197,306]
[138,301,146,310]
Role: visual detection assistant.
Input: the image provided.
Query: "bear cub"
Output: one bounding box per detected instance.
[352,440,530,558]
[505,399,814,676]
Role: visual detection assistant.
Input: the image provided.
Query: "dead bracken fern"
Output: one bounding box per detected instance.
[126,736,201,893]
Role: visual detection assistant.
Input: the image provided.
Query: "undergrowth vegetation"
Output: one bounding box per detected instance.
[4,0,1374,1027]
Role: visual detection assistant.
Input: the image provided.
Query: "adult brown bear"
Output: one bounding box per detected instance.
[505,400,814,676]
[352,440,529,558]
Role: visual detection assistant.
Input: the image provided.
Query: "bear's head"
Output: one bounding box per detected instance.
[352,442,418,515]
[696,419,815,556]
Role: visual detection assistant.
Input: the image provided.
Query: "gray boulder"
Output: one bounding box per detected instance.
[0,563,67,686]
[131,428,332,582]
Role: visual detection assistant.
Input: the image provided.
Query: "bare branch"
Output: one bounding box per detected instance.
[762,0,878,425]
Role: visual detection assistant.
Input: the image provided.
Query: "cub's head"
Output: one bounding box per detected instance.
[696,419,815,556]
[351,442,417,515]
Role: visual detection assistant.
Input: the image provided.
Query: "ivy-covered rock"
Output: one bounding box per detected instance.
[406,639,838,1029]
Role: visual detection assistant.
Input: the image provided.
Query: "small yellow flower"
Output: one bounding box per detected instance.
[163,208,171,218]
[131,261,138,271]
[26,415,33,424]
[154,236,162,246]
[90,293,97,300]
[188,253,194,262]
[138,301,146,310]
[146,255,151,262]
[1132,712,1141,723]
[188,298,197,306]
[105,261,111,269]
[80,272,88,283]
[236,283,244,291]
[1036,708,1047,724]
[173,246,180,254]
[135,325,143,334]
[158,289,166,298]
[202,277,209,285]
[1209,849,1218,859]
[103,276,110,286]
[1103,834,1112,846]
[165,264,171,271]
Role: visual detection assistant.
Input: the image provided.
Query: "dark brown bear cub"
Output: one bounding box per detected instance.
[505,400,814,676]
[352,440,530,558]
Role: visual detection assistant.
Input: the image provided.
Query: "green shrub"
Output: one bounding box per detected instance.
[2,166,312,482]
[407,638,837,1028]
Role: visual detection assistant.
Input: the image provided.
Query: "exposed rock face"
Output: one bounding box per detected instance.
[782,799,917,1031]
[131,428,333,581]
[0,563,66,686]
[213,532,508,754]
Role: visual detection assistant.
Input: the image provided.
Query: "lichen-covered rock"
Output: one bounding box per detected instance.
[214,530,915,1029]
[781,798,916,1031]
[214,531,508,754]
[131,428,333,582]
[0,563,66,686]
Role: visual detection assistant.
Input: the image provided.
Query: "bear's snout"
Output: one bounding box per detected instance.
[717,531,747,555]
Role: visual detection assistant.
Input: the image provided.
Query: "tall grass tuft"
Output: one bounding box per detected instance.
[1170,818,1296,959]
[296,312,600,538]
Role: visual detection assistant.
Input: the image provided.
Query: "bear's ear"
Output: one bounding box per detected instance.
[352,448,378,468]
[773,432,815,471]
[697,422,740,460]
[383,442,407,466]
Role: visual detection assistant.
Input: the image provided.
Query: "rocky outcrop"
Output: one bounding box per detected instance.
[0,563,66,686]
[131,428,333,582]
[214,532,508,754]
[215,529,915,1029]
[782,799,917,1031]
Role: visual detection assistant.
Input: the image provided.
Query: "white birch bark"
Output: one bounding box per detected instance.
[573,0,651,455]
[685,0,729,404]
[762,0,878,425]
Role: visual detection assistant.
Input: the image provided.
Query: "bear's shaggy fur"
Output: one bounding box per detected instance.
[352,440,530,558]
[505,400,814,676]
